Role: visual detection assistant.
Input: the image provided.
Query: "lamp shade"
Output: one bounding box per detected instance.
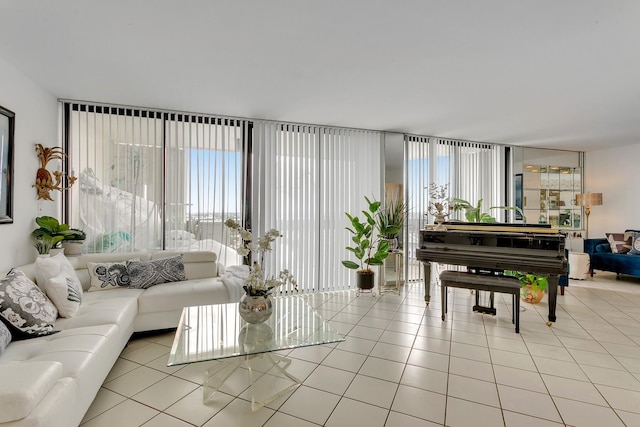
[576,192,603,207]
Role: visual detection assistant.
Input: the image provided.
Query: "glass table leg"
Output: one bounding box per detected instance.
[247,353,302,411]
[202,353,302,411]
[203,358,243,403]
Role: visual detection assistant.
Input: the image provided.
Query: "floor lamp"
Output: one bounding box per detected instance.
[576,192,603,239]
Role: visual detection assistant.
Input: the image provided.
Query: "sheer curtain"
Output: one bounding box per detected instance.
[253,122,382,293]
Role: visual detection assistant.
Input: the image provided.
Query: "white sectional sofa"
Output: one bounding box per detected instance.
[0,250,241,427]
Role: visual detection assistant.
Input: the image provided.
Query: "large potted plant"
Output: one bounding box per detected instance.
[342,197,393,295]
[32,216,86,256]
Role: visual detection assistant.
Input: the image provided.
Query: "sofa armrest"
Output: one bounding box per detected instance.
[584,238,608,255]
[0,361,63,423]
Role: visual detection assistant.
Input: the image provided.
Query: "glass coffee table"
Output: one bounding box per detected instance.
[168,295,344,410]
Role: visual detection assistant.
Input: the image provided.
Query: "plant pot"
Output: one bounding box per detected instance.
[49,248,65,256]
[384,238,399,251]
[238,293,273,324]
[62,240,84,255]
[521,285,544,304]
[356,270,375,290]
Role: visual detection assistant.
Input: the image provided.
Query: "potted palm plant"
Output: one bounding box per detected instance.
[342,197,393,294]
[376,196,406,251]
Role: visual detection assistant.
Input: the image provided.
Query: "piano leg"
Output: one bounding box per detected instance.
[548,274,558,322]
[422,262,431,306]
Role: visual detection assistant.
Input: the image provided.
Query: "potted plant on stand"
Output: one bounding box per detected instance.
[342,197,393,296]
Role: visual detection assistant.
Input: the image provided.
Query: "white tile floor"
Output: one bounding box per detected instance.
[81,272,640,426]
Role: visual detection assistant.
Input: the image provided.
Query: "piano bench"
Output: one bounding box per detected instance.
[439,271,521,333]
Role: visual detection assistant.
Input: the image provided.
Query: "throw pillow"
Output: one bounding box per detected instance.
[87,259,139,292]
[606,233,632,254]
[35,253,82,295]
[629,232,640,255]
[127,255,186,289]
[44,273,82,318]
[0,269,58,340]
[0,321,10,355]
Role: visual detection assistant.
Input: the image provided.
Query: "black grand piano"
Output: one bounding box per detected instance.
[416,223,567,322]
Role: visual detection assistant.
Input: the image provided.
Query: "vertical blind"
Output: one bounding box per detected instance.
[405,135,505,279]
[253,122,383,293]
[65,102,247,265]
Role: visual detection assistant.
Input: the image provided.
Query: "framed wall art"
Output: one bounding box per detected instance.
[0,105,15,224]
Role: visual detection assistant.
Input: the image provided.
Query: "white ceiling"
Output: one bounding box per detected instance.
[1,0,638,152]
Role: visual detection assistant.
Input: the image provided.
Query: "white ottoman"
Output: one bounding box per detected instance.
[569,252,590,280]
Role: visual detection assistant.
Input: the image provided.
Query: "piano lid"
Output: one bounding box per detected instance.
[425,223,563,234]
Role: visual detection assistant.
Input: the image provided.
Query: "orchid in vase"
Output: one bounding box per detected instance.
[224,219,297,297]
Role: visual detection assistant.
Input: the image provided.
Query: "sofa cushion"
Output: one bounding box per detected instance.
[0,361,63,423]
[35,253,83,296]
[127,255,186,289]
[44,273,82,318]
[0,321,10,354]
[137,277,230,314]
[0,324,129,402]
[54,289,142,332]
[0,269,58,340]
[606,232,632,254]
[87,259,138,292]
[595,243,611,253]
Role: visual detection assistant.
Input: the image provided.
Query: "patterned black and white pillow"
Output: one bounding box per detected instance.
[87,259,139,292]
[127,255,186,289]
[0,321,11,354]
[0,269,58,340]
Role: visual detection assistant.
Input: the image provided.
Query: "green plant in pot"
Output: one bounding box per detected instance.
[32,216,86,255]
[375,196,406,251]
[504,270,548,304]
[342,197,393,294]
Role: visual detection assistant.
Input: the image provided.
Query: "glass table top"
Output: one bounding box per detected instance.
[168,295,345,366]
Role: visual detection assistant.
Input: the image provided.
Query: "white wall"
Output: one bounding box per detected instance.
[585,143,640,239]
[0,56,59,271]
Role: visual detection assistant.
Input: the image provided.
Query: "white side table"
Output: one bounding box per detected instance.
[569,252,590,280]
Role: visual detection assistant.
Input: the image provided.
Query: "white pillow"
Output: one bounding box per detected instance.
[87,259,139,292]
[44,274,82,318]
[34,253,82,296]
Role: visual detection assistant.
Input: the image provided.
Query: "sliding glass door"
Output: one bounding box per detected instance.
[64,103,248,266]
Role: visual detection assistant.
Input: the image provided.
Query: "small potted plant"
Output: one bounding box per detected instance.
[342,197,393,295]
[450,197,525,223]
[504,270,548,304]
[32,216,86,256]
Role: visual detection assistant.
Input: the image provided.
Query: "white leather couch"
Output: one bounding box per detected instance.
[0,250,241,427]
